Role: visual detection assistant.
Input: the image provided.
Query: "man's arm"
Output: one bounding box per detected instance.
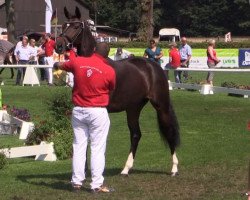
[53,62,65,70]
[14,47,19,62]
[186,55,191,62]
[186,46,192,62]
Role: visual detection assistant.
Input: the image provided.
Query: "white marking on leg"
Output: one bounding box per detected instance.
[121,152,134,175]
[171,152,178,175]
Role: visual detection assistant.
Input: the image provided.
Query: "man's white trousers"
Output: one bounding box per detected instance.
[44,56,54,84]
[71,106,110,189]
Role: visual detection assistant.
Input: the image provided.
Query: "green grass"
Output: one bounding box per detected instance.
[0,68,250,199]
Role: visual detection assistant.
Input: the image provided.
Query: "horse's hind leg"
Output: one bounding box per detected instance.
[121,102,147,175]
[10,68,14,79]
[0,68,4,74]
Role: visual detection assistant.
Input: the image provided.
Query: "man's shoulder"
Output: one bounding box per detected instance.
[186,44,192,49]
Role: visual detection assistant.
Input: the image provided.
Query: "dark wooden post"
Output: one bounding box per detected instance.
[5,0,16,43]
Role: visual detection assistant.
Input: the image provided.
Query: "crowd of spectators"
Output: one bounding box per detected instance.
[0,34,220,86]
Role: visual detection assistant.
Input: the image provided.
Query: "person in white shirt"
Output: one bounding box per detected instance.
[114,48,130,61]
[29,39,38,64]
[14,36,33,85]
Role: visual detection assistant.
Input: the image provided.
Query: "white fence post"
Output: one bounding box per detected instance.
[200,84,214,95]
[0,142,57,161]
[169,68,250,97]
[0,110,34,139]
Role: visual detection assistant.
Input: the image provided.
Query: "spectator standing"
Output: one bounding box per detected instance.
[14,36,33,85]
[37,37,46,81]
[206,39,220,85]
[29,39,38,64]
[64,48,77,87]
[42,33,55,86]
[114,48,129,61]
[143,39,163,65]
[179,37,192,80]
[54,52,116,193]
[16,34,28,49]
[167,42,181,83]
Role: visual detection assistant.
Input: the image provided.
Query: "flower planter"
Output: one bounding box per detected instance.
[0,110,34,139]
[0,120,18,135]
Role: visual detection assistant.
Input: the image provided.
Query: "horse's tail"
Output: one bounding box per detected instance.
[156,101,180,154]
[147,61,180,154]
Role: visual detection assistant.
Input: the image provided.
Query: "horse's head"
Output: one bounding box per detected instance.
[55,6,96,56]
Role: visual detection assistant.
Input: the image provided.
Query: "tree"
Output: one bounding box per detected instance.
[227,0,250,35]
[137,0,154,42]
[5,0,16,43]
[85,0,250,37]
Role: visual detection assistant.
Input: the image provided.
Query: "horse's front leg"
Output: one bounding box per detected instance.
[121,108,143,175]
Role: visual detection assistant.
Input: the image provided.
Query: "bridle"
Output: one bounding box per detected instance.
[58,20,85,50]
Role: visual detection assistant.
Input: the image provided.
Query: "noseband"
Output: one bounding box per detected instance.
[59,20,84,50]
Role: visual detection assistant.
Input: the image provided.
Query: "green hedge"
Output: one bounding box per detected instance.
[109,41,250,49]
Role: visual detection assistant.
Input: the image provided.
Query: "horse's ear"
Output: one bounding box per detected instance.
[75,7,81,19]
[64,7,70,19]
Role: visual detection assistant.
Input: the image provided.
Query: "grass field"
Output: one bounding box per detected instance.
[0,69,249,200]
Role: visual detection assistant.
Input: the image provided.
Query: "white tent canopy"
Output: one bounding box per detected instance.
[159,28,180,42]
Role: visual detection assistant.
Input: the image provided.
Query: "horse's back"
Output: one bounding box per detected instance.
[107,57,168,112]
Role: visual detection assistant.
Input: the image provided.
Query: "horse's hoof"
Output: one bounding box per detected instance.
[171,172,179,177]
[120,172,129,177]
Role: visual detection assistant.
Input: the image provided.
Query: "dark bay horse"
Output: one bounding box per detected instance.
[55,7,180,176]
[0,47,16,78]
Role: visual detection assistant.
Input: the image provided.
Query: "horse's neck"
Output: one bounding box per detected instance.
[78,27,96,56]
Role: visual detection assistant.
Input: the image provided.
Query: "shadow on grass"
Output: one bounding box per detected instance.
[17,172,72,191]
[16,167,167,191]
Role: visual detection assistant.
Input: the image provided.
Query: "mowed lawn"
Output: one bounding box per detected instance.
[0,70,249,200]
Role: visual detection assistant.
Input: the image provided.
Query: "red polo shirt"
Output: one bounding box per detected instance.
[169,48,181,68]
[61,53,116,107]
[42,39,55,57]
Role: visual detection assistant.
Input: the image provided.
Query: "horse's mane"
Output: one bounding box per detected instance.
[79,21,96,57]
[63,6,96,57]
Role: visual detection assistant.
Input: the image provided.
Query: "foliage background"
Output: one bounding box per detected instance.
[84,0,250,37]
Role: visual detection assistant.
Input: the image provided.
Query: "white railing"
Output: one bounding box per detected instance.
[0,64,51,86]
[0,64,51,68]
[169,67,250,98]
[175,67,250,72]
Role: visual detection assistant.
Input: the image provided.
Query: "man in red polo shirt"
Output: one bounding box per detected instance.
[43,33,55,85]
[166,42,181,83]
[54,52,116,193]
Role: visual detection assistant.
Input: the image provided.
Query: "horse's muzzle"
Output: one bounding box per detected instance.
[55,37,67,54]
[55,44,64,54]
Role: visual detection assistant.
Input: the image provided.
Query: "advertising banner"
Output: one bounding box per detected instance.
[109,48,240,69]
[239,49,250,68]
[160,56,238,69]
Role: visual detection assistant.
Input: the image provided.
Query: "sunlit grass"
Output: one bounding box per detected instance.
[0,68,249,199]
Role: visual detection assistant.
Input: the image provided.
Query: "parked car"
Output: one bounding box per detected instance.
[159,28,180,42]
